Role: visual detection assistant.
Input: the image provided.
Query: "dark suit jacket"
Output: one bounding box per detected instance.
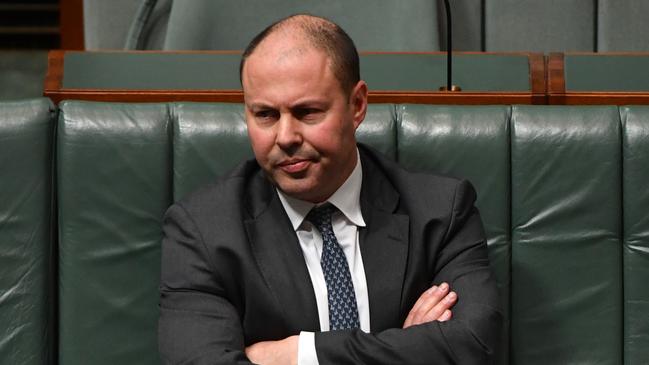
[159,144,502,364]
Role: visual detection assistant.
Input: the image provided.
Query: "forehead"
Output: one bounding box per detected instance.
[242,35,342,105]
[245,30,325,73]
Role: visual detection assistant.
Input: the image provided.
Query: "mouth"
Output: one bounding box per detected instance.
[277,159,311,174]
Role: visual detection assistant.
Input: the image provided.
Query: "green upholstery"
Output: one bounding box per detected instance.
[4,99,649,364]
[361,54,530,92]
[355,104,398,159]
[172,103,252,200]
[0,51,49,101]
[621,106,649,365]
[57,102,171,365]
[485,0,595,52]
[0,98,55,365]
[398,105,511,365]
[62,52,532,93]
[565,55,649,92]
[511,106,622,364]
[63,53,242,90]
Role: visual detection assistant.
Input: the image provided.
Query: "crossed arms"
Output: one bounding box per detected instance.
[159,179,503,365]
[246,282,459,364]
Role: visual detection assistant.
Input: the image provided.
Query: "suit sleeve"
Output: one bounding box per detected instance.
[314,180,503,364]
[158,203,253,365]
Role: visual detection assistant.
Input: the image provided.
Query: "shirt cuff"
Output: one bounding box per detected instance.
[297,331,319,365]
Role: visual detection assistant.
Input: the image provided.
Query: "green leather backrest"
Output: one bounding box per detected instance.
[50,101,649,364]
[511,105,622,364]
[397,105,511,365]
[621,106,649,365]
[57,101,171,365]
[0,98,55,365]
[172,103,252,200]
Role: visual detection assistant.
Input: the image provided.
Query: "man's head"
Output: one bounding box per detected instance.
[240,14,360,97]
[240,14,368,203]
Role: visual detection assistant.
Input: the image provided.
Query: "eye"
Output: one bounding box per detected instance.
[254,109,279,122]
[294,108,322,121]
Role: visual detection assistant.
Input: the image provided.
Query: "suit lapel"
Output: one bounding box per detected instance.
[241,147,410,334]
[358,148,410,332]
[244,175,320,333]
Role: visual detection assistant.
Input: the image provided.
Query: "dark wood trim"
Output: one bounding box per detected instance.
[360,51,537,56]
[44,89,541,105]
[44,50,64,94]
[56,49,244,55]
[547,53,565,95]
[547,53,566,104]
[59,0,84,50]
[368,92,541,105]
[44,90,244,104]
[527,53,547,104]
[547,52,649,105]
[548,92,649,105]
[560,51,649,56]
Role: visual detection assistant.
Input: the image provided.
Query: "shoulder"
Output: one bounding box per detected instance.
[169,158,267,224]
[359,144,476,212]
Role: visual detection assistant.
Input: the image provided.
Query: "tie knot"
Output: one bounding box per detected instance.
[306,203,337,232]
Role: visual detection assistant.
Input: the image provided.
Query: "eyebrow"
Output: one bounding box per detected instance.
[247,99,329,111]
[247,103,275,111]
[291,100,328,108]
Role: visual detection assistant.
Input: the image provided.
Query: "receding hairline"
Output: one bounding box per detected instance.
[239,14,360,94]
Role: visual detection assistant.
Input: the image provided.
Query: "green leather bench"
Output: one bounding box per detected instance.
[0,98,56,365]
[2,98,648,364]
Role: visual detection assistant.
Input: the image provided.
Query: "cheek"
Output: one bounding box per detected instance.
[313,120,355,152]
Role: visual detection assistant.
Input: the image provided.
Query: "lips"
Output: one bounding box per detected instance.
[277,159,311,174]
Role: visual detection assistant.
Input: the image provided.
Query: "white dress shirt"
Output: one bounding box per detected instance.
[276,150,369,365]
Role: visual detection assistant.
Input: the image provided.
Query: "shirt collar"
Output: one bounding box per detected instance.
[277,149,366,231]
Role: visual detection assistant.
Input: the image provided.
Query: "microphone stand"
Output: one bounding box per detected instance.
[439,0,461,91]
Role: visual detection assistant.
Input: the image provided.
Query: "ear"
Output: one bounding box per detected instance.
[349,80,368,130]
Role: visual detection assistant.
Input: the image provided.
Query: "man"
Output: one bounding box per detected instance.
[159,14,501,365]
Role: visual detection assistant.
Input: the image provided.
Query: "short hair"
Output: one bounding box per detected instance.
[239,14,360,95]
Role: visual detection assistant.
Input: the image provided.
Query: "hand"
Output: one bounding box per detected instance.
[403,282,457,328]
[245,335,299,365]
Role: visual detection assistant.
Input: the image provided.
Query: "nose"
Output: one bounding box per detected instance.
[275,113,303,151]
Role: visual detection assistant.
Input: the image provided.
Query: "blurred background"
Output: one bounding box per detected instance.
[2,0,648,100]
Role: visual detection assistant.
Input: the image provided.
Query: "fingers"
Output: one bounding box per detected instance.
[403,282,457,328]
[438,309,452,322]
[417,283,456,324]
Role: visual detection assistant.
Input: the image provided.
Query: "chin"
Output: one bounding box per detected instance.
[275,178,322,202]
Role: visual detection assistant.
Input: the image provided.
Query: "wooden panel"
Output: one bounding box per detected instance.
[59,0,84,50]
[548,52,649,105]
[44,50,545,105]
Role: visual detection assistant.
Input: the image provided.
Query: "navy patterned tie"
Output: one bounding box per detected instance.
[306,204,360,330]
